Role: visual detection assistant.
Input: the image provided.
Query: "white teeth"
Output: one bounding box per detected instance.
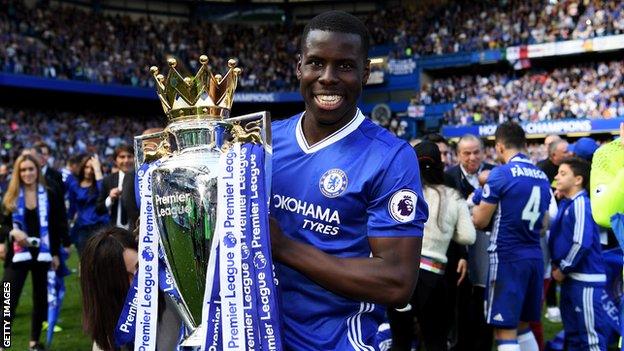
[316,95,341,102]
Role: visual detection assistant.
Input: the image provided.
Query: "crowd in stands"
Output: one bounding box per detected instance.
[2,0,624,91]
[375,0,624,58]
[0,0,302,92]
[419,60,624,125]
[0,105,559,176]
[0,107,159,170]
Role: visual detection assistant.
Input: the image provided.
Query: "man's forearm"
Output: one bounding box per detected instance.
[275,237,421,306]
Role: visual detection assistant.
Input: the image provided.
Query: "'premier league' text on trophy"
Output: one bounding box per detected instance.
[129,55,280,350]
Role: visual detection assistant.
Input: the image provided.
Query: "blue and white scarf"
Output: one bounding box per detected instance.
[12,185,51,263]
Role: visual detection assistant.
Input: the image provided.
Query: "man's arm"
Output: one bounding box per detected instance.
[473,202,497,229]
[271,217,421,307]
[558,198,592,274]
[96,175,112,215]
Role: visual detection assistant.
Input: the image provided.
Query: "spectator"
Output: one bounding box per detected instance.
[66,154,109,255]
[538,140,571,184]
[80,227,182,351]
[0,154,67,351]
[567,137,599,162]
[445,134,496,351]
[389,141,475,351]
[96,145,134,230]
[80,227,137,351]
[423,133,453,170]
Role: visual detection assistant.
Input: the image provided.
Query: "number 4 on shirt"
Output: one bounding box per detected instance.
[522,186,541,231]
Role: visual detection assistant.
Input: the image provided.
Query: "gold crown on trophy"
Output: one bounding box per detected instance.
[150,55,241,120]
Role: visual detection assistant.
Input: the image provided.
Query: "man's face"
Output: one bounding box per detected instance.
[39,146,50,166]
[458,139,483,174]
[552,141,570,165]
[297,30,370,127]
[115,151,134,173]
[436,142,450,168]
[543,135,560,151]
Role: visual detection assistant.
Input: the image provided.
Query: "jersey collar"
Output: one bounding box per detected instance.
[295,109,365,154]
[570,189,587,201]
[510,153,533,164]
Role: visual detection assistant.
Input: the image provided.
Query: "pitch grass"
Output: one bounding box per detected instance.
[3,252,564,351]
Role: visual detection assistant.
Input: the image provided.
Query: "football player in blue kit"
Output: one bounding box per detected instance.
[549,157,607,351]
[268,11,429,351]
[472,122,552,351]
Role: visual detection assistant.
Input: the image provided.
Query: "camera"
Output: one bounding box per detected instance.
[27,237,41,248]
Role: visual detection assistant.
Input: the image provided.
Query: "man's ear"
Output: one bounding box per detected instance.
[362,59,371,86]
[574,174,584,188]
[296,54,302,80]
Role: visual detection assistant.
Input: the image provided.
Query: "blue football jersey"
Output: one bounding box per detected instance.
[481,154,551,262]
[271,110,428,351]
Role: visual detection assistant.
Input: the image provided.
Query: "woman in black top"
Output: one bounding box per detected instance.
[0,154,66,351]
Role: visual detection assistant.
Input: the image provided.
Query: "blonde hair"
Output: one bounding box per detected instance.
[2,154,46,214]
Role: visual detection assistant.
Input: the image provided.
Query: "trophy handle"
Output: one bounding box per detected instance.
[226,111,272,151]
[133,130,171,170]
[225,111,272,211]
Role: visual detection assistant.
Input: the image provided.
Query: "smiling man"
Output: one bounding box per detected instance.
[269,11,429,351]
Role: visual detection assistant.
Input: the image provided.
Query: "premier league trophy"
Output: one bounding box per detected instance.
[132,55,278,349]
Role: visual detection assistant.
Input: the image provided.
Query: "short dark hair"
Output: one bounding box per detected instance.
[560,157,591,191]
[113,144,134,159]
[422,133,448,146]
[33,141,50,154]
[68,153,85,166]
[301,10,369,59]
[495,121,526,150]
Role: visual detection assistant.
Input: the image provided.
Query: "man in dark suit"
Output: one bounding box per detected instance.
[445,134,495,351]
[96,145,135,230]
[33,141,64,196]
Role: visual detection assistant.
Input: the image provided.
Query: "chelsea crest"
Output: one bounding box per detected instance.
[319,168,348,198]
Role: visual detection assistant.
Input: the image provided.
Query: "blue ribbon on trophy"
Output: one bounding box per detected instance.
[202,143,283,351]
[114,160,186,350]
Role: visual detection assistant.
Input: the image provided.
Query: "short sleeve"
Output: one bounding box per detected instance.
[367,143,429,238]
[482,166,506,204]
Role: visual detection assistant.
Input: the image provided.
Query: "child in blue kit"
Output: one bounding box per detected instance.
[549,157,607,351]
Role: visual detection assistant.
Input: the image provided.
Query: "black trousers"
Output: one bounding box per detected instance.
[545,279,558,307]
[388,269,448,351]
[2,260,50,342]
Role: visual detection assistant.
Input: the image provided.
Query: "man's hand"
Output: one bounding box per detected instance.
[456,258,468,286]
[552,267,565,282]
[10,229,28,247]
[0,244,5,261]
[269,217,291,261]
[478,169,491,186]
[109,187,122,200]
